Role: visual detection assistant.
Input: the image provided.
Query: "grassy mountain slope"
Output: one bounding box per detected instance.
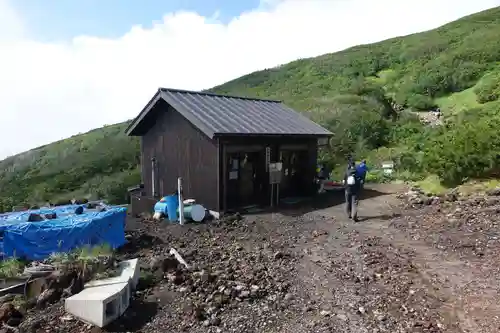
[211,7,500,116]
[1,7,500,211]
[0,123,140,211]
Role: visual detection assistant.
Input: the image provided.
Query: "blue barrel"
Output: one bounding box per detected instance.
[165,195,179,222]
[153,201,168,214]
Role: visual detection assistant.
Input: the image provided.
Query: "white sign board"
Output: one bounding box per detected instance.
[269,162,283,172]
[382,161,394,175]
[318,137,330,146]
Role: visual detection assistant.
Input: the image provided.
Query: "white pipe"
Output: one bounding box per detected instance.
[151,158,156,197]
[169,248,189,269]
[178,177,185,225]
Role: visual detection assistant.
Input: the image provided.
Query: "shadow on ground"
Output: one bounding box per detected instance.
[357,213,402,222]
[105,300,158,332]
[238,187,389,217]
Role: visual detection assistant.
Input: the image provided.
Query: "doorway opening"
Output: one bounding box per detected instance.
[279,149,309,199]
[226,150,267,209]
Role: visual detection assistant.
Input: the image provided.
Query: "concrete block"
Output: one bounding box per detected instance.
[85,258,140,290]
[65,281,130,327]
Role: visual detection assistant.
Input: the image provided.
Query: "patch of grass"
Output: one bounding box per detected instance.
[49,244,114,268]
[416,175,448,196]
[76,244,113,260]
[49,244,117,279]
[12,295,27,309]
[435,87,480,115]
[48,252,72,265]
[0,258,25,278]
[457,179,500,195]
[393,170,422,182]
[377,69,397,84]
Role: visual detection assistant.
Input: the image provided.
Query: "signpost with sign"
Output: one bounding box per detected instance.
[265,147,271,171]
[269,162,282,207]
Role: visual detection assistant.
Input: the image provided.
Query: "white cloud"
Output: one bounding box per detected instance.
[0,0,498,159]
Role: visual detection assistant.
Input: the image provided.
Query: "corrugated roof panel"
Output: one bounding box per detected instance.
[130,88,332,138]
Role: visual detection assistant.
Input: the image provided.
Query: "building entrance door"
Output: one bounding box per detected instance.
[226,150,266,209]
[279,149,308,199]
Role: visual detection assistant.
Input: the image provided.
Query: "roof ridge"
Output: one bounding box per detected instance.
[158,87,282,103]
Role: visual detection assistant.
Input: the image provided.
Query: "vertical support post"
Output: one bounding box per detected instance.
[266,146,271,207]
[178,177,185,225]
[265,147,270,171]
[277,150,282,206]
[270,183,274,207]
[151,157,157,197]
[276,184,280,206]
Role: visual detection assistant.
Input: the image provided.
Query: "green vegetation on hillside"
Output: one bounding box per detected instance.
[212,7,500,113]
[0,123,140,211]
[1,7,500,211]
[212,7,500,186]
[474,67,500,103]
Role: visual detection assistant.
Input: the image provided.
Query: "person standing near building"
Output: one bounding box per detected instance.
[356,159,369,189]
[344,161,361,222]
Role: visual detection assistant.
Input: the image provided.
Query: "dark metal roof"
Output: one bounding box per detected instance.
[126,88,332,138]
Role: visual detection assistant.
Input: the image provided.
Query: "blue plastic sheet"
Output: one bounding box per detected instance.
[0,205,126,260]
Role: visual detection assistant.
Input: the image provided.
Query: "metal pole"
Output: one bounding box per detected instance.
[276,184,280,206]
[270,183,274,207]
[178,177,185,225]
[151,157,156,197]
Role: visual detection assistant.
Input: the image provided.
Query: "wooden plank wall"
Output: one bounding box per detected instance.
[140,101,219,210]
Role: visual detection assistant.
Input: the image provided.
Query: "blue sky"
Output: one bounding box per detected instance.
[13,0,260,41]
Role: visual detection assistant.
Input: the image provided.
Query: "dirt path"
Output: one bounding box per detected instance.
[293,184,500,333]
[21,184,500,333]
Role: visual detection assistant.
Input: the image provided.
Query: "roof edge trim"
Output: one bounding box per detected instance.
[125,89,162,136]
[160,87,282,103]
[213,132,333,138]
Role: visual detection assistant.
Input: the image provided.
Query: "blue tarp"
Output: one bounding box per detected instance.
[0,205,126,260]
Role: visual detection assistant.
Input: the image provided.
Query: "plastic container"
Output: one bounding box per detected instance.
[165,195,179,222]
[179,204,206,222]
[153,202,168,214]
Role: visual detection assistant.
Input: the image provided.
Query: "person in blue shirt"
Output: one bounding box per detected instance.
[356,160,369,188]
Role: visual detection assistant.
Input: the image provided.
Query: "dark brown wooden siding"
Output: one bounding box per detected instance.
[140,101,219,210]
[130,195,157,216]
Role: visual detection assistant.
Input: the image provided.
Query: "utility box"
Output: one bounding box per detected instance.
[65,281,130,327]
[65,258,140,327]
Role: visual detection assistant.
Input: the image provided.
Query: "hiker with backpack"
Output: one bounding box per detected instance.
[344,160,361,222]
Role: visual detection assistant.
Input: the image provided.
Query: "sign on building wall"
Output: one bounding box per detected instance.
[269,162,283,184]
[317,137,330,146]
[265,147,271,171]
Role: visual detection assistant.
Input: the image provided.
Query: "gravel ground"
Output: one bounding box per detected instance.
[14,184,500,333]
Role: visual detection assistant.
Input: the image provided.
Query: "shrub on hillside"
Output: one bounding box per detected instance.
[406,94,437,110]
[387,112,427,145]
[421,112,500,185]
[323,95,390,157]
[474,70,500,103]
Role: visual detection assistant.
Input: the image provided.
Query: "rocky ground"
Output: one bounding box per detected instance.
[9,184,500,333]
